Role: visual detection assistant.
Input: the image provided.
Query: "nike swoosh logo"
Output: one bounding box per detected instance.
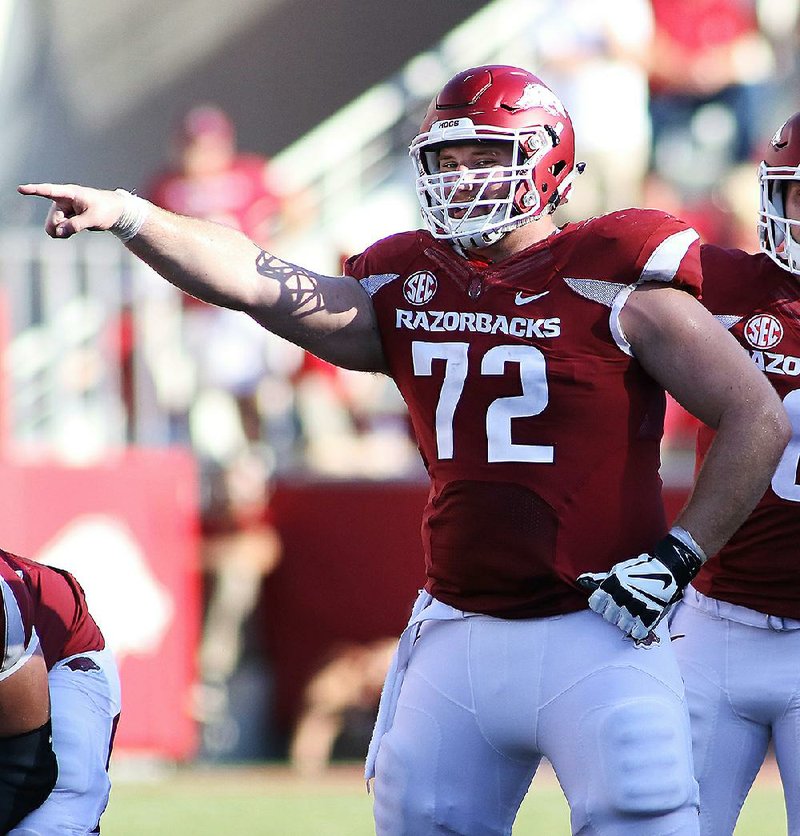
[629,572,673,590]
[514,290,549,305]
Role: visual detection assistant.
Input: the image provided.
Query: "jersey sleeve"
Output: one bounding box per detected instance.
[563,210,702,357]
[580,209,701,294]
[0,555,38,680]
[630,210,702,296]
[0,551,106,669]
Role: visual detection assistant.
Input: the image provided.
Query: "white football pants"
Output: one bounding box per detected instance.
[671,586,800,836]
[370,597,699,835]
[10,647,121,835]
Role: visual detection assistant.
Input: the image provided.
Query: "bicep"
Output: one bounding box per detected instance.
[248,271,388,374]
[621,285,771,428]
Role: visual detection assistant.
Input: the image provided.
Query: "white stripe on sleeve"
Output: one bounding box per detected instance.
[640,228,699,284]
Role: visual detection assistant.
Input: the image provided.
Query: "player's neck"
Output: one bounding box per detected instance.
[462,217,559,263]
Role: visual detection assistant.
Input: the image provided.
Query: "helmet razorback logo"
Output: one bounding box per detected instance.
[515,84,566,117]
[403,271,438,306]
[744,314,783,349]
[772,120,790,149]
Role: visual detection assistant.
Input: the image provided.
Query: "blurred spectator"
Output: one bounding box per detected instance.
[194,447,282,759]
[146,104,293,758]
[146,102,298,453]
[646,0,775,194]
[290,347,420,478]
[148,103,283,246]
[531,0,654,219]
[145,105,417,479]
[642,170,742,247]
[289,638,396,776]
[756,0,800,89]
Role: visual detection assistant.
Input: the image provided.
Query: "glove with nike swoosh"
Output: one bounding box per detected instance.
[576,528,706,640]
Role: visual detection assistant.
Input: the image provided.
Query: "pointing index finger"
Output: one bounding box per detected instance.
[18,183,73,199]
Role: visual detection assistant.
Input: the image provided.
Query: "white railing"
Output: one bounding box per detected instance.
[0,229,418,479]
[0,228,182,461]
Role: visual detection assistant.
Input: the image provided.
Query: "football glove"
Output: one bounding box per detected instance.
[576,531,705,640]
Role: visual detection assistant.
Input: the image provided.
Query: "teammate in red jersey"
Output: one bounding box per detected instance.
[19,65,789,834]
[5,550,121,836]
[147,103,282,247]
[668,113,800,836]
[0,554,57,832]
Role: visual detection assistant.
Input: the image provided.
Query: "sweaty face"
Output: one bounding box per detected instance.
[786,181,800,243]
[436,141,515,218]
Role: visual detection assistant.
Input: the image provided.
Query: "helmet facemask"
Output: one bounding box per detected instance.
[411,124,567,250]
[758,162,800,275]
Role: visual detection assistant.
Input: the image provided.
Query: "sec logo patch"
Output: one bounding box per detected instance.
[744,314,783,349]
[403,271,438,306]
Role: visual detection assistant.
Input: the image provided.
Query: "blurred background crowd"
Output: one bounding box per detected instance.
[0,0,799,775]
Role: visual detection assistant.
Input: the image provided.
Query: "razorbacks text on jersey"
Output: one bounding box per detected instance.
[346,209,701,618]
[694,244,800,617]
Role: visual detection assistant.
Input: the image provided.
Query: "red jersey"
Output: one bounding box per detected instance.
[147,155,282,245]
[650,0,755,53]
[0,551,105,670]
[346,210,702,618]
[694,245,800,617]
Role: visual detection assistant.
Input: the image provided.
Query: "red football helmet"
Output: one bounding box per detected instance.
[409,65,581,250]
[759,112,800,274]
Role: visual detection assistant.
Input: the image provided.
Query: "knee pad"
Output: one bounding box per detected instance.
[0,720,58,832]
[594,698,697,819]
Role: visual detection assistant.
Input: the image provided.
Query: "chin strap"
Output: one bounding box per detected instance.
[453,227,507,251]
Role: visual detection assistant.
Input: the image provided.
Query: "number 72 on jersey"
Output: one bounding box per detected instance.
[412,340,554,464]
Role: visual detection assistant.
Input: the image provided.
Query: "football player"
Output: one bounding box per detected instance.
[0,555,57,832]
[6,550,120,836]
[19,65,789,834]
[668,113,800,836]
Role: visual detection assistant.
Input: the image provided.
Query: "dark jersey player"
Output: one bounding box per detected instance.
[19,65,788,835]
[670,112,800,836]
[0,553,57,832]
[5,550,120,835]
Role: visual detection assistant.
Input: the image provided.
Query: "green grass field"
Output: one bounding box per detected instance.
[102,761,787,835]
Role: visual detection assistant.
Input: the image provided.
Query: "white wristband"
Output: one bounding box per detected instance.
[110,189,150,242]
[669,525,708,564]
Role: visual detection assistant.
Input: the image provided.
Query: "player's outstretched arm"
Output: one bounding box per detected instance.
[17,183,387,373]
[578,284,790,639]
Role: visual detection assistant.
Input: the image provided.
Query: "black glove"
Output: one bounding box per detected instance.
[576,532,705,640]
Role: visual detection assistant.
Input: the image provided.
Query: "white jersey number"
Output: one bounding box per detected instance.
[411,341,553,463]
[771,389,800,502]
